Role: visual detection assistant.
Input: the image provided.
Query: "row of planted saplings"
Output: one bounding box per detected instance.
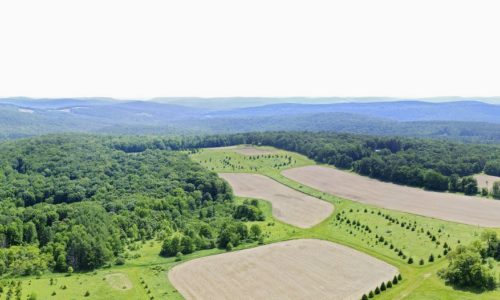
[360,274,402,300]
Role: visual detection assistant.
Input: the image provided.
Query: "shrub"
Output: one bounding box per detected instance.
[419,258,424,265]
[175,252,183,262]
[84,291,90,297]
[398,274,402,280]
[361,294,368,300]
[438,244,497,290]
[374,287,380,294]
[368,291,374,298]
[380,282,386,291]
[429,254,435,262]
[115,257,126,265]
[387,281,393,288]
[407,257,413,264]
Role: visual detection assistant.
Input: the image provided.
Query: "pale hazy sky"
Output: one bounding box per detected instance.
[0,0,499,99]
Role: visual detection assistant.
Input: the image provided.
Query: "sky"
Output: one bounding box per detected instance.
[0,0,499,99]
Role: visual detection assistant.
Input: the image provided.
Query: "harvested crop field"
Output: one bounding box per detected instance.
[283,166,500,227]
[219,173,333,228]
[104,273,133,290]
[206,145,276,155]
[169,239,398,300]
[474,173,500,190]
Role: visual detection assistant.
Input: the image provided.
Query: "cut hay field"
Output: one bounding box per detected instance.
[219,173,333,228]
[283,165,500,227]
[190,146,500,300]
[475,173,500,191]
[169,239,398,300]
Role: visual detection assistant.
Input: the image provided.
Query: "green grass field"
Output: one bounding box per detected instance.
[2,144,499,299]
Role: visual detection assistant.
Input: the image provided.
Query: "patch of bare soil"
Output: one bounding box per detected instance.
[283,166,500,227]
[219,173,333,228]
[474,173,500,191]
[169,239,398,300]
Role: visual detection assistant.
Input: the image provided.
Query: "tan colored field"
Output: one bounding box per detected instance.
[474,173,500,190]
[206,145,276,155]
[283,166,500,227]
[169,239,398,300]
[219,173,333,228]
[104,273,133,290]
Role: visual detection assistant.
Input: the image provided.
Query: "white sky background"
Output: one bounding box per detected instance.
[0,0,499,99]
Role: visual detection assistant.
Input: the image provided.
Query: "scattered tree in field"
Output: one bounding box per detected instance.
[438,242,497,290]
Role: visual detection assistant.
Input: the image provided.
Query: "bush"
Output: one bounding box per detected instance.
[175,252,183,262]
[387,281,393,288]
[429,254,435,262]
[368,291,374,298]
[407,257,414,264]
[374,286,380,294]
[361,294,368,300]
[84,291,90,297]
[380,282,386,291]
[115,257,126,265]
[438,244,497,290]
[419,258,424,265]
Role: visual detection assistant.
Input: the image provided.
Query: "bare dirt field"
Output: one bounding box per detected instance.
[104,273,133,290]
[219,173,333,228]
[474,173,500,191]
[283,166,500,227]
[233,145,276,156]
[169,239,398,300]
[206,145,276,155]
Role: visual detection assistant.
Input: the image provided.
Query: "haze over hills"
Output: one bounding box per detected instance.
[1,97,500,142]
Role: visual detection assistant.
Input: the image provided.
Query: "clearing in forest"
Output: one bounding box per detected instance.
[219,173,333,228]
[168,239,398,300]
[283,166,500,227]
[474,173,500,191]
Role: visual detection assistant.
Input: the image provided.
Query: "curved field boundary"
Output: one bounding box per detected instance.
[219,173,333,228]
[283,165,500,227]
[169,239,398,300]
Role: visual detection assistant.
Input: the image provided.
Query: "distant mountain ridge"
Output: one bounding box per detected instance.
[1,97,500,142]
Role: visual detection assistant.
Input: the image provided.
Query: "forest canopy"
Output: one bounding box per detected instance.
[0,135,240,274]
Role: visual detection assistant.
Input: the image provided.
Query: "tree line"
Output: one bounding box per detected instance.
[110,132,500,195]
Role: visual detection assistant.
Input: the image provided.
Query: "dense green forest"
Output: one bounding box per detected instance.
[0,135,263,276]
[110,132,500,194]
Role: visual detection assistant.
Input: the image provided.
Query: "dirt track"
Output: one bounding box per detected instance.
[169,239,398,300]
[219,173,333,228]
[283,166,500,227]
